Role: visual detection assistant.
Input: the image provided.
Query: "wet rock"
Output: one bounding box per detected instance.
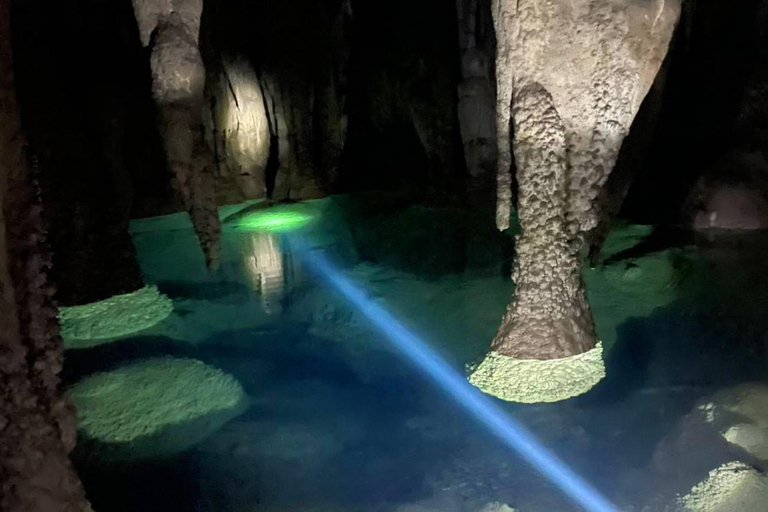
[651,382,768,502]
[679,461,768,512]
[71,357,248,462]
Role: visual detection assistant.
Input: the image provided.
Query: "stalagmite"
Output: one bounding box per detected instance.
[132,0,221,267]
[0,0,90,508]
[471,0,681,403]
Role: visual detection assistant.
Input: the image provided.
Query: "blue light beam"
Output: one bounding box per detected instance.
[294,242,621,512]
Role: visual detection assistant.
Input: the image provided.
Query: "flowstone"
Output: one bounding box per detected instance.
[70,357,248,461]
[468,342,605,403]
[59,285,173,347]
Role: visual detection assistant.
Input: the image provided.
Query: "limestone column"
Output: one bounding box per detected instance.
[470,0,680,403]
[0,0,90,508]
[132,0,221,267]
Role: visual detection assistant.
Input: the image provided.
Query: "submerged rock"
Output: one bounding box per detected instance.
[679,461,768,512]
[70,357,248,461]
[59,285,173,348]
[468,342,605,403]
[705,383,768,464]
[650,382,768,509]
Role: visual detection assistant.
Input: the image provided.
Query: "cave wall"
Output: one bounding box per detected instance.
[620,0,768,225]
[202,0,351,202]
[340,0,468,204]
[0,0,89,508]
[12,0,153,305]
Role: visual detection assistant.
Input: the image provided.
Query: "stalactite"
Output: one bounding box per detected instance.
[132,0,221,268]
[473,0,681,403]
[456,0,497,203]
[0,0,89,507]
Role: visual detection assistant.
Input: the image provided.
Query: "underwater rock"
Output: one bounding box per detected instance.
[651,382,768,501]
[704,383,768,464]
[397,499,517,512]
[476,503,517,512]
[468,342,605,403]
[59,285,173,348]
[679,461,768,512]
[70,357,247,461]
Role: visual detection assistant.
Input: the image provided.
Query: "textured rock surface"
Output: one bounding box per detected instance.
[679,461,768,512]
[59,285,174,347]
[650,382,768,504]
[488,0,680,368]
[0,0,89,508]
[71,357,247,461]
[468,342,605,403]
[132,0,221,267]
[208,58,271,201]
[706,383,768,464]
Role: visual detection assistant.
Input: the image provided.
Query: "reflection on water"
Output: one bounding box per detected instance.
[77,201,768,512]
[242,232,287,314]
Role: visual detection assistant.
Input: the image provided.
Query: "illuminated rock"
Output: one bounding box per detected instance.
[469,342,605,403]
[131,0,221,268]
[71,357,248,461]
[216,58,271,199]
[475,0,680,403]
[679,462,768,512]
[59,285,173,347]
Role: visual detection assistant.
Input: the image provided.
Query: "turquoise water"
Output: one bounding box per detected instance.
[64,196,768,512]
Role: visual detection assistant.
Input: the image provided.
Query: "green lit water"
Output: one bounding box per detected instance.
[64,196,768,512]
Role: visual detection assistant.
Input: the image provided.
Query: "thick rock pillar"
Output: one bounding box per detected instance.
[132,0,221,267]
[0,1,90,508]
[471,0,680,403]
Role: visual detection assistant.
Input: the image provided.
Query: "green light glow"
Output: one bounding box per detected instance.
[235,209,314,233]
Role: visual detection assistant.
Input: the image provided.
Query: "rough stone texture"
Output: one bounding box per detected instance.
[679,461,768,512]
[59,285,174,348]
[468,341,605,403]
[71,357,247,461]
[490,0,680,363]
[207,58,271,202]
[706,383,768,465]
[492,83,597,359]
[0,0,89,508]
[132,0,221,268]
[650,382,768,505]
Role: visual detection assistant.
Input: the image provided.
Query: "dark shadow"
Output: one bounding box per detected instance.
[600,226,694,267]
[62,335,203,385]
[155,279,252,303]
[578,316,653,406]
[76,453,203,512]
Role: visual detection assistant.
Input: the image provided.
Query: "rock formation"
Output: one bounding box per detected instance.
[11,0,150,307]
[456,0,497,203]
[132,0,221,268]
[0,0,90,508]
[470,0,681,403]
